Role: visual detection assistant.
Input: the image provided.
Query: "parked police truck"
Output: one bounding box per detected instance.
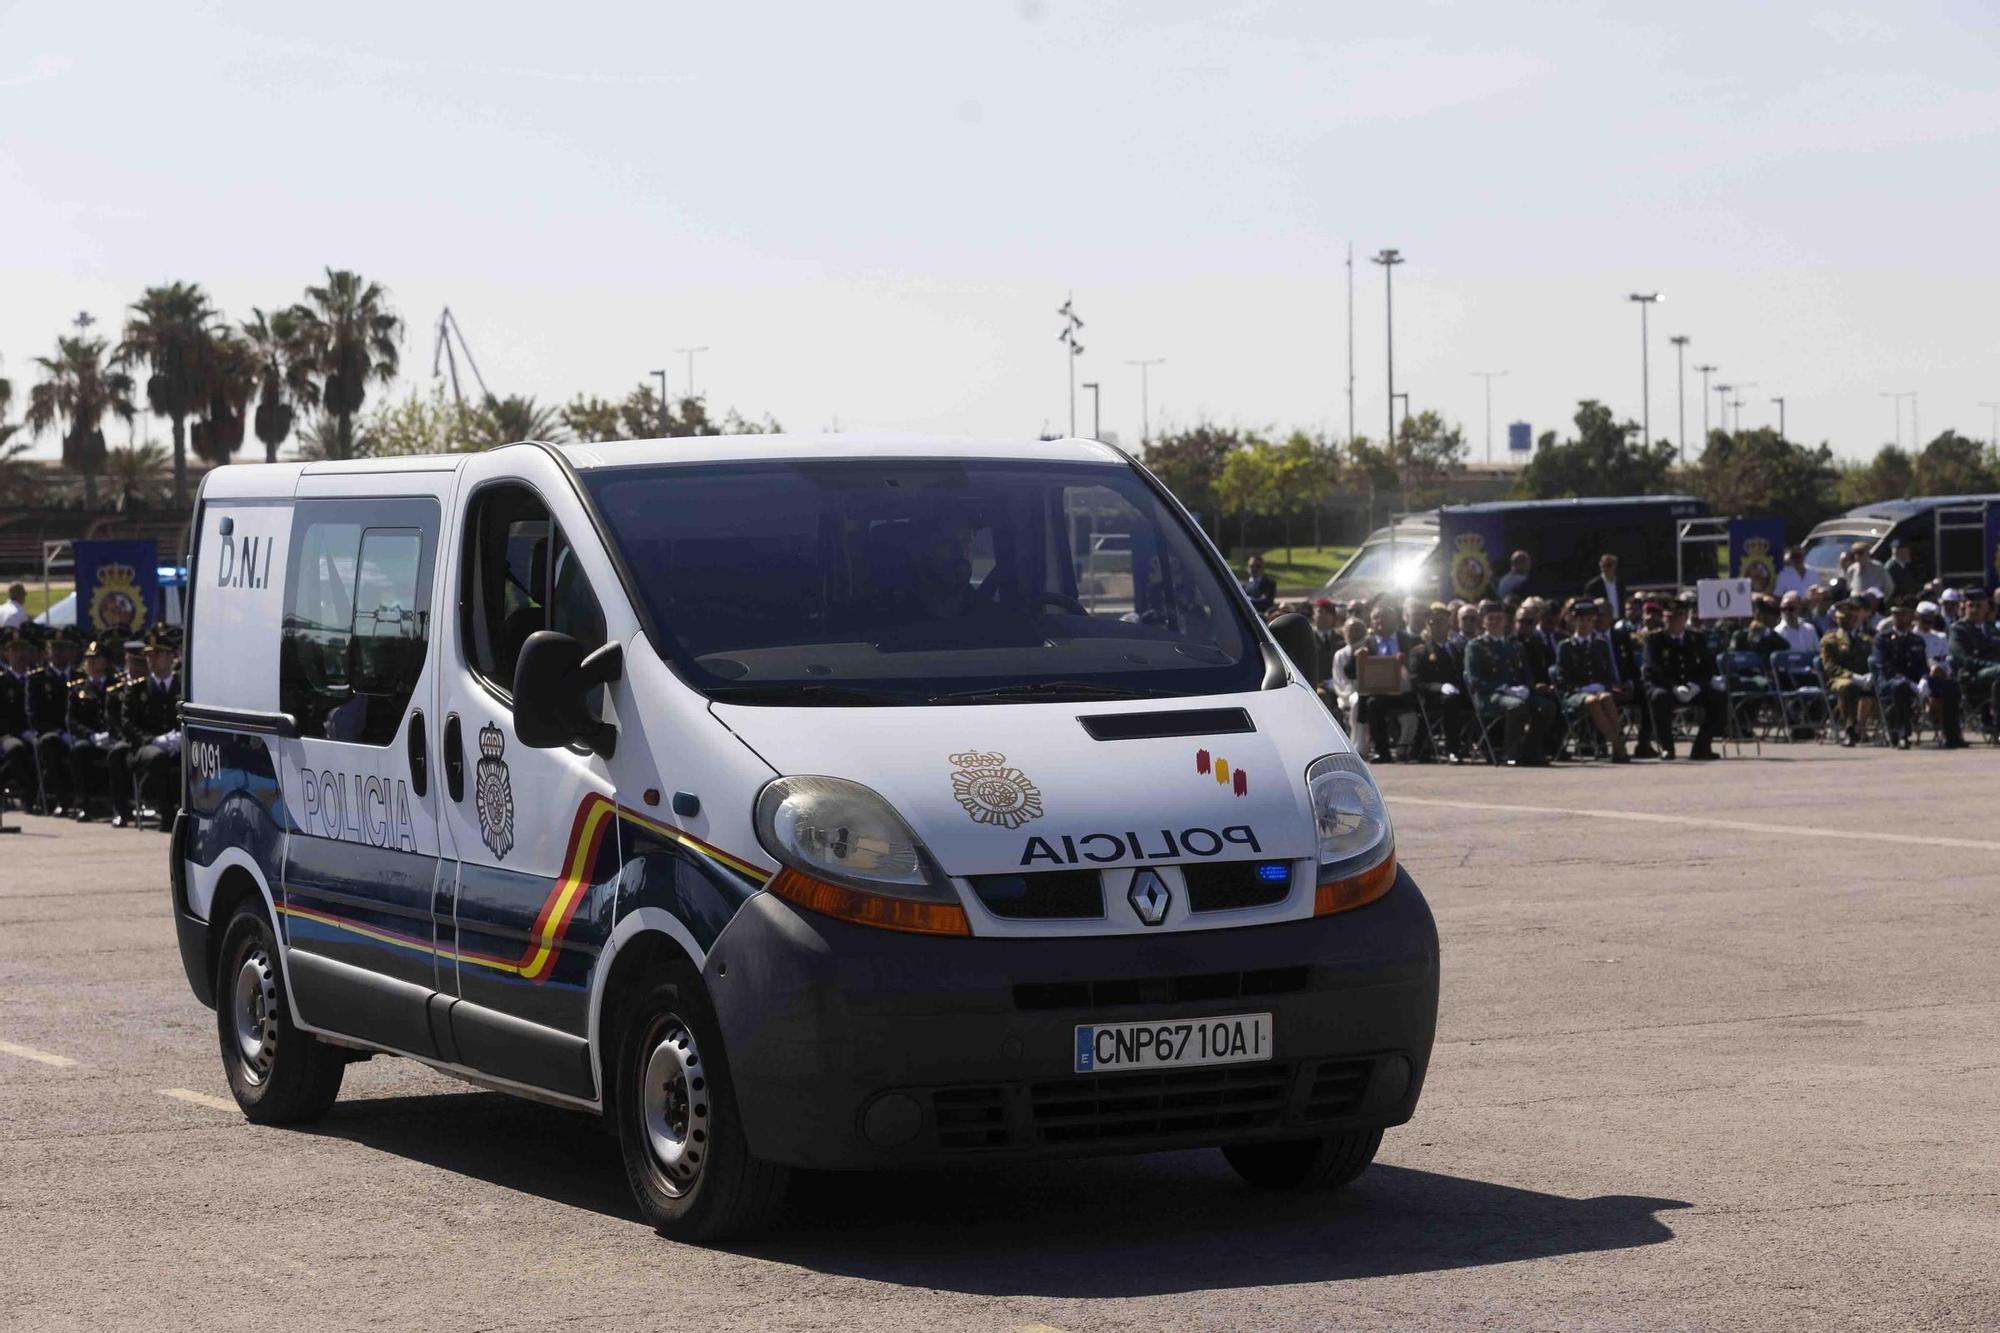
[171,436,1438,1239]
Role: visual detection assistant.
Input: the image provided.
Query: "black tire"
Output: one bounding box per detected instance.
[215,900,345,1124]
[612,959,789,1241]
[1222,1128,1383,1190]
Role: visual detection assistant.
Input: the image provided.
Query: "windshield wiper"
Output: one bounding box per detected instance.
[706,682,920,707]
[928,681,1179,704]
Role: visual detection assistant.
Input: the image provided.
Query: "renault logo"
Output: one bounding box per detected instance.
[1127,869,1171,927]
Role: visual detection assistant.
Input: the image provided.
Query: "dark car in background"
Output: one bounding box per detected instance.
[1800,495,2000,590]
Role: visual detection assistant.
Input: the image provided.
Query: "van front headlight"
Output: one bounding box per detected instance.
[1305,753,1398,916]
[753,776,969,936]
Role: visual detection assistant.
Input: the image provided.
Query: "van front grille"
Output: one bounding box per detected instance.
[1182,860,1295,911]
[968,869,1104,919]
[1028,1064,1293,1145]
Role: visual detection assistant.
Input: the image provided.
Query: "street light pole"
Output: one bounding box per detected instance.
[1125,358,1163,445]
[674,346,709,401]
[1669,335,1690,463]
[1627,292,1662,449]
[1058,294,1084,437]
[1470,371,1508,463]
[1081,381,1101,440]
[1880,391,1913,448]
[1694,364,1717,449]
[650,368,669,436]
[1372,249,1404,448]
[1980,401,1999,452]
[1771,396,1786,438]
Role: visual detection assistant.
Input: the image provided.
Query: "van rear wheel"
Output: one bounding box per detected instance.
[1222,1128,1383,1190]
[216,901,345,1123]
[613,959,788,1240]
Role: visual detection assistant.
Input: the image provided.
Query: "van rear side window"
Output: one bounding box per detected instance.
[279,497,439,745]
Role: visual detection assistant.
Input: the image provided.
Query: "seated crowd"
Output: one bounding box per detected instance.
[1261,546,2000,767]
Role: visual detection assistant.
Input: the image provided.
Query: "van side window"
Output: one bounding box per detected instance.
[280,498,438,745]
[462,484,607,711]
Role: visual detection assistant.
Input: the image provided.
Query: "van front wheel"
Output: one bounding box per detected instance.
[613,961,788,1240]
[215,902,344,1123]
[1222,1128,1383,1190]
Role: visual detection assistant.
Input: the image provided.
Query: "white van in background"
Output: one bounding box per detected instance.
[171,435,1438,1239]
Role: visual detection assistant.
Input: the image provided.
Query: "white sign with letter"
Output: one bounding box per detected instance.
[1696,577,1751,620]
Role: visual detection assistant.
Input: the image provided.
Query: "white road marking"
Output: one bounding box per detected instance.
[0,1039,77,1068]
[1391,795,2000,853]
[159,1088,239,1113]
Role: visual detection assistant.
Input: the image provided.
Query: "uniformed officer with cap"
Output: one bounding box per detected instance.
[28,625,83,815]
[1464,599,1559,764]
[1643,596,1724,760]
[0,625,38,808]
[1555,600,1630,762]
[64,639,120,819]
[1871,597,1964,748]
[103,638,151,826]
[110,628,182,825]
[1947,587,2000,734]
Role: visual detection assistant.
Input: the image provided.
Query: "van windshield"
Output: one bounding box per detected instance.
[584,457,1264,704]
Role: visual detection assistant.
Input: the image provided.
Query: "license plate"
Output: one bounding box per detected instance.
[1073,1012,1273,1073]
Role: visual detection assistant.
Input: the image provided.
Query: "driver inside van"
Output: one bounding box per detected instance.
[909,520,979,620]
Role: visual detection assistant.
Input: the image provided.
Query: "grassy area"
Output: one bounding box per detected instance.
[20,585,72,617]
[1226,545,1355,592]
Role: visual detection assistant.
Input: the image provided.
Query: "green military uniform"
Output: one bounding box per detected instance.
[1464,630,1558,764]
[1819,624,1872,744]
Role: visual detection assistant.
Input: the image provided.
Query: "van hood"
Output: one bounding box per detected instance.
[710,686,1343,877]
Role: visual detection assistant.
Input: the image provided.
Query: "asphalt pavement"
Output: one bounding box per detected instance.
[1,745,1996,1331]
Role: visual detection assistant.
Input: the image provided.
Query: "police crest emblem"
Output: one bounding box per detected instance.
[1450,532,1492,600]
[948,749,1044,829]
[89,561,147,635]
[475,721,515,860]
[1739,537,1776,593]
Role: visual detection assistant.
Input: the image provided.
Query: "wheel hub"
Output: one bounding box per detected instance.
[640,1020,710,1197]
[232,951,280,1085]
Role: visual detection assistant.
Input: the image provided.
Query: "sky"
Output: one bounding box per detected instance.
[3,0,1998,465]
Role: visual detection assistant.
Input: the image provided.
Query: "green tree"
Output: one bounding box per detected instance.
[102,442,169,512]
[1216,435,1282,552]
[1912,430,2000,495]
[1515,400,1677,500]
[0,357,33,506]
[243,307,316,463]
[26,330,137,511]
[473,394,570,449]
[119,282,222,505]
[335,384,482,459]
[191,330,256,467]
[1387,410,1466,506]
[1142,424,1242,535]
[1836,444,1915,508]
[287,269,403,462]
[561,384,775,442]
[1268,430,1340,558]
[1691,427,1839,538]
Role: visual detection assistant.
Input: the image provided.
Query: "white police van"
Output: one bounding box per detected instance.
[171,436,1437,1239]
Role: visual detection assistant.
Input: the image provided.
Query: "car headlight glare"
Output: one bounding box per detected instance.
[754,776,955,901]
[1306,753,1396,915]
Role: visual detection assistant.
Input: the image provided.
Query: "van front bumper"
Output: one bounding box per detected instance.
[705,866,1440,1170]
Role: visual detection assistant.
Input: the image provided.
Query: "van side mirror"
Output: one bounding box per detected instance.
[1266,612,1318,683]
[512,630,623,758]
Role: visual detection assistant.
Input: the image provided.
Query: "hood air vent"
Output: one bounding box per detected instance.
[1078,707,1255,741]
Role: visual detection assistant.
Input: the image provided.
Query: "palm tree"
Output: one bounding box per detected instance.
[243,307,315,462]
[102,442,169,512]
[0,358,33,507]
[476,393,569,448]
[287,269,402,461]
[26,333,137,511]
[119,282,222,505]
[191,331,257,467]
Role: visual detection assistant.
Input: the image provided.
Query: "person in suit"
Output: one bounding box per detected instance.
[1644,598,1724,760]
[1947,588,2000,734]
[1355,605,1420,763]
[1871,598,1963,749]
[1495,550,1532,601]
[1731,596,1789,664]
[0,626,38,810]
[1310,599,1342,687]
[1582,553,1623,613]
[1408,603,1474,762]
[1465,600,1558,764]
[1326,618,1368,736]
[1555,601,1630,763]
[1883,539,1921,600]
[63,640,118,820]
[1239,555,1277,615]
[1611,600,1658,757]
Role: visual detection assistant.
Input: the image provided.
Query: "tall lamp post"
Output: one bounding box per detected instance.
[1771,396,1786,438]
[1626,292,1662,448]
[1694,364,1718,448]
[1980,400,1999,452]
[1879,391,1914,448]
[1668,334,1690,463]
[1372,249,1404,448]
[1080,381,1101,440]
[650,368,669,436]
[1125,358,1163,445]
[674,346,709,401]
[1057,294,1084,437]
[1470,370,1508,463]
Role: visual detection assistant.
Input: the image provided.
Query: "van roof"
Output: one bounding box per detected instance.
[1819,494,2000,529]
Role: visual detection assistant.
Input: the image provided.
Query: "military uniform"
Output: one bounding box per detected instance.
[27,630,81,814]
[1643,626,1724,759]
[0,628,37,808]
[64,643,120,820]
[1871,621,1961,747]
[102,642,150,825]
[111,650,182,824]
[1408,634,1472,759]
[1947,614,2000,732]
[1464,631,1558,764]
[1611,622,1658,755]
[1820,622,1874,743]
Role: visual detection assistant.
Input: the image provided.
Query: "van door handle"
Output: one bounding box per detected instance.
[407,710,429,799]
[443,713,465,803]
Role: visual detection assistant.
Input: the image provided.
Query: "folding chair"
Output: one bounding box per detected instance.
[1719,651,1778,753]
[1771,650,1831,742]
[1872,674,1927,748]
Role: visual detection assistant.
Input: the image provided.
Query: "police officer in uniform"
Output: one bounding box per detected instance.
[65,640,119,820]
[1643,597,1724,760]
[1408,602,1473,761]
[113,630,182,825]
[1464,599,1558,764]
[104,638,151,826]
[1871,597,1963,749]
[28,626,82,815]
[1819,599,1874,746]
[0,626,42,810]
[1947,588,2000,736]
[1555,601,1631,762]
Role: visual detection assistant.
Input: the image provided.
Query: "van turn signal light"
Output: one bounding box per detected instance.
[767,867,971,937]
[1314,854,1397,917]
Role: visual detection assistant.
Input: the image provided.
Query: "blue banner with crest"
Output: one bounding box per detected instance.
[1727,518,1785,596]
[1437,509,1506,602]
[72,539,159,641]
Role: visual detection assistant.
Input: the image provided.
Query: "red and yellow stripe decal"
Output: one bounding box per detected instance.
[277,793,771,984]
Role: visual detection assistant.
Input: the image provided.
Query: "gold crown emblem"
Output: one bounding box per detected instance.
[98,561,135,583]
[1454,532,1486,552]
[949,749,1005,769]
[1742,537,1772,558]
